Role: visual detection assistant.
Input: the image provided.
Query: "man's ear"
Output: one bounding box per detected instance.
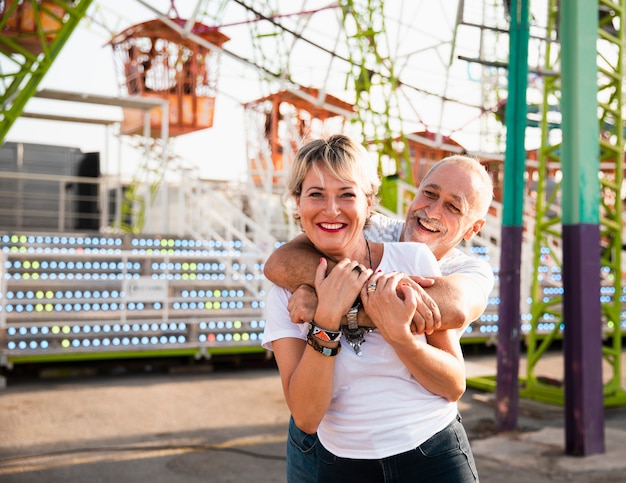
[366,195,373,218]
[463,219,485,240]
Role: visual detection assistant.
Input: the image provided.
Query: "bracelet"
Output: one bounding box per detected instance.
[307,335,341,357]
[308,320,342,342]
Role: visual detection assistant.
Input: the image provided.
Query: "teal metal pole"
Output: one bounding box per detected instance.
[559,0,605,456]
[495,0,529,432]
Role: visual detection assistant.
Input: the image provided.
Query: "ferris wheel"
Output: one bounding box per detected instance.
[0,0,510,165]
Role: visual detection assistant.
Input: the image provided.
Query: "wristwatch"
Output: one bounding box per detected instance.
[346,300,360,330]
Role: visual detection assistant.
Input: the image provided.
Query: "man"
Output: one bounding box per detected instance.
[263,154,495,482]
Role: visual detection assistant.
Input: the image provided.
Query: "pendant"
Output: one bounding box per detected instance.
[342,325,375,356]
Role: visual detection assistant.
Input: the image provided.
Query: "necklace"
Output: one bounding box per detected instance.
[343,238,375,356]
[343,324,376,356]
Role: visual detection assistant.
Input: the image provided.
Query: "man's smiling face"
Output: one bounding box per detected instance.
[402,162,485,260]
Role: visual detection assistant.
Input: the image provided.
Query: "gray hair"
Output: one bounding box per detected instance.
[422,155,494,219]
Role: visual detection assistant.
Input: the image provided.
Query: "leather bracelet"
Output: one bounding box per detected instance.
[307,335,341,356]
[308,320,342,342]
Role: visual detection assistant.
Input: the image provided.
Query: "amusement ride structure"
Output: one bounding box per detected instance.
[0,0,625,423]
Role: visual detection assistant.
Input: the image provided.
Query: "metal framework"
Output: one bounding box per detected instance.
[455,0,626,408]
[0,0,94,144]
[339,0,411,184]
[523,0,625,406]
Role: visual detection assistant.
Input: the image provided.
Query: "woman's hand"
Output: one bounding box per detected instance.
[361,271,417,345]
[314,257,372,328]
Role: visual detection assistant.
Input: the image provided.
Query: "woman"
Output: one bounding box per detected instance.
[263,134,478,482]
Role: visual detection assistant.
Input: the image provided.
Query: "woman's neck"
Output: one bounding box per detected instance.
[367,241,382,270]
[320,239,380,269]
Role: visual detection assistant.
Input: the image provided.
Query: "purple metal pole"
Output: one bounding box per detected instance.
[562,224,605,455]
[495,225,523,431]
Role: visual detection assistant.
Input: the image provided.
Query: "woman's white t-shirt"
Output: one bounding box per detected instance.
[263,242,458,459]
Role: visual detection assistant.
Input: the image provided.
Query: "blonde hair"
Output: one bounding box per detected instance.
[286,134,380,223]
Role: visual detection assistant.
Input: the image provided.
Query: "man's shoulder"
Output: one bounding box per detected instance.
[439,247,495,301]
[382,241,441,276]
[364,213,404,243]
[439,247,492,275]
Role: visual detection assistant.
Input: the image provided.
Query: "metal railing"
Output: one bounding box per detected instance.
[0,171,111,232]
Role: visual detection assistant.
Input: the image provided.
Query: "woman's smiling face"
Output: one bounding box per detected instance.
[296,163,372,260]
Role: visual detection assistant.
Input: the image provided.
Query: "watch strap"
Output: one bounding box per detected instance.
[346,301,360,330]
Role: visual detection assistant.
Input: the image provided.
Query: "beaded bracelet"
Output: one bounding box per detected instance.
[307,335,341,357]
[308,320,342,342]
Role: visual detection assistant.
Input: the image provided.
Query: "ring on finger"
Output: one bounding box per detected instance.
[367,283,377,293]
[352,265,363,274]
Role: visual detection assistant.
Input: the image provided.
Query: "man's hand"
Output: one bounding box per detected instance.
[400,275,441,334]
[287,284,318,323]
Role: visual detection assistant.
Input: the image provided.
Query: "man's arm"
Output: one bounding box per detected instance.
[265,236,472,332]
[357,272,488,334]
[264,236,439,329]
[264,234,326,291]
[407,273,488,332]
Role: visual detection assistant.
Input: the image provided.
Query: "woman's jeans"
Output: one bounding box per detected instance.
[316,413,479,483]
[286,416,319,483]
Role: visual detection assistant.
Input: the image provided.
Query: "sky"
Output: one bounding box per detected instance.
[4,0,517,182]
